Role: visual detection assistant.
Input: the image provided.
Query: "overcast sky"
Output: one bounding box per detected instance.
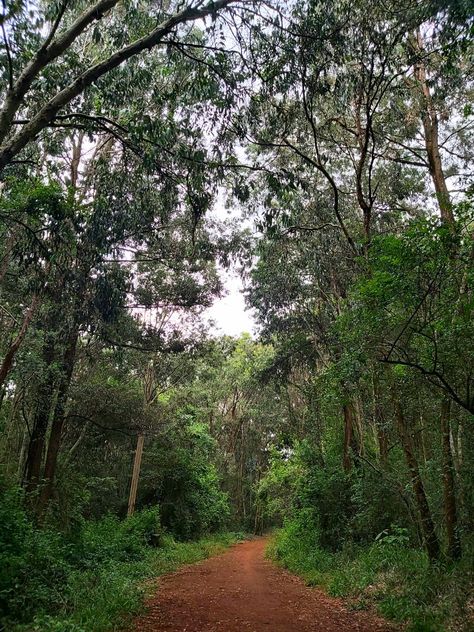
[203,191,258,337]
[205,270,256,337]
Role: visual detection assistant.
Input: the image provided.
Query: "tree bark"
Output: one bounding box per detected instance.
[17,423,30,483]
[343,402,359,472]
[441,398,461,560]
[0,227,18,284]
[37,329,79,518]
[23,374,55,494]
[63,419,91,467]
[22,312,57,495]
[0,0,238,172]
[413,30,455,226]
[127,434,145,517]
[0,293,41,389]
[0,1,121,145]
[395,401,440,561]
[377,424,389,467]
[372,372,389,466]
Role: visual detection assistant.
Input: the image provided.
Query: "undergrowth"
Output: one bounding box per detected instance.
[0,485,244,632]
[267,519,474,632]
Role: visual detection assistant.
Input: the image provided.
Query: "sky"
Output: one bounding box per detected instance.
[203,191,258,337]
[206,270,256,337]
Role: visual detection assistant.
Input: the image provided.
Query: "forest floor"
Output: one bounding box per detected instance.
[130,537,397,632]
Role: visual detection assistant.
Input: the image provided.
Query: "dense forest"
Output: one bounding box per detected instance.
[0,1,473,631]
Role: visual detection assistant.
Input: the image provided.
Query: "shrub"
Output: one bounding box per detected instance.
[76,507,162,568]
[268,523,474,632]
[0,482,74,626]
[0,480,242,631]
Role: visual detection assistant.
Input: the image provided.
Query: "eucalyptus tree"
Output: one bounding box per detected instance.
[17,143,236,516]
[0,0,257,389]
[0,0,271,516]
[239,0,472,246]
[239,0,473,560]
[168,335,289,529]
[0,0,260,172]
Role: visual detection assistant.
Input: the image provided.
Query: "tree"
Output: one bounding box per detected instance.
[0,0,251,172]
[239,0,473,561]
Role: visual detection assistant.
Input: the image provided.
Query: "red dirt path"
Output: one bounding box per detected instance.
[130,538,396,632]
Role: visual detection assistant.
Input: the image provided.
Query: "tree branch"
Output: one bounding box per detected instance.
[1,0,13,90]
[0,0,121,145]
[380,357,472,414]
[41,0,71,51]
[0,0,244,171]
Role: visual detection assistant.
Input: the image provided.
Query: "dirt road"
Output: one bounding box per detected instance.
[131,538,394,632]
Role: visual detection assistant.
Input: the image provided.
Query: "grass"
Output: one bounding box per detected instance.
[266,522,474,632]
[53,532,244,632]
[5,533,244,632]
[0,483,247,631]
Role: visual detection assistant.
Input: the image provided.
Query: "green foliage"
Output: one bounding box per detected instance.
[141,421,230,540]
[0,2,473,630]
[0,479,243,631]
[255,449,302,524]
[268,526,474,632]
[259,442,410,550]
[0,481,72,624]
[76,508,162,568]
[267,515,333,587]
[340,212,474,413]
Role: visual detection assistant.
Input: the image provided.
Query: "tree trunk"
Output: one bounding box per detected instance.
[0,227,18,284]
[413,30,454,226]
[343,403,357,472]
[354,397,364,456]
[441,398,461,560]
[37,329,79,518]
[127,434,145,517]
[1,385,21,452]
[395,401,440,561]
[17,423,30,483]
[372,372,389,466]
[23,381,54,494]
[377,424,389,467]
[0,293,41,389]
[22,322,57,495]
[63,419,91,467]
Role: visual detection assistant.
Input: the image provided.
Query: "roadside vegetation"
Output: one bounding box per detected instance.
[269,513,473,632]
[1,483,243,632]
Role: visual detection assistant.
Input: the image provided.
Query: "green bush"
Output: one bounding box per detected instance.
[267,513,334,586]
[146,422,230,540]
[0,483,74,625]
[0,480,243,631]
[77,507,162,568]
[268,523,474,632]
[259,442,414,550]
[258,443,358,550]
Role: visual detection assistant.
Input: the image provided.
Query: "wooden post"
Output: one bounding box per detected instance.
[127,359,155,517]
[127,434,144,517]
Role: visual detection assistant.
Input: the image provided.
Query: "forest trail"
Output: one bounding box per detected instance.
[130,538,395,632]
